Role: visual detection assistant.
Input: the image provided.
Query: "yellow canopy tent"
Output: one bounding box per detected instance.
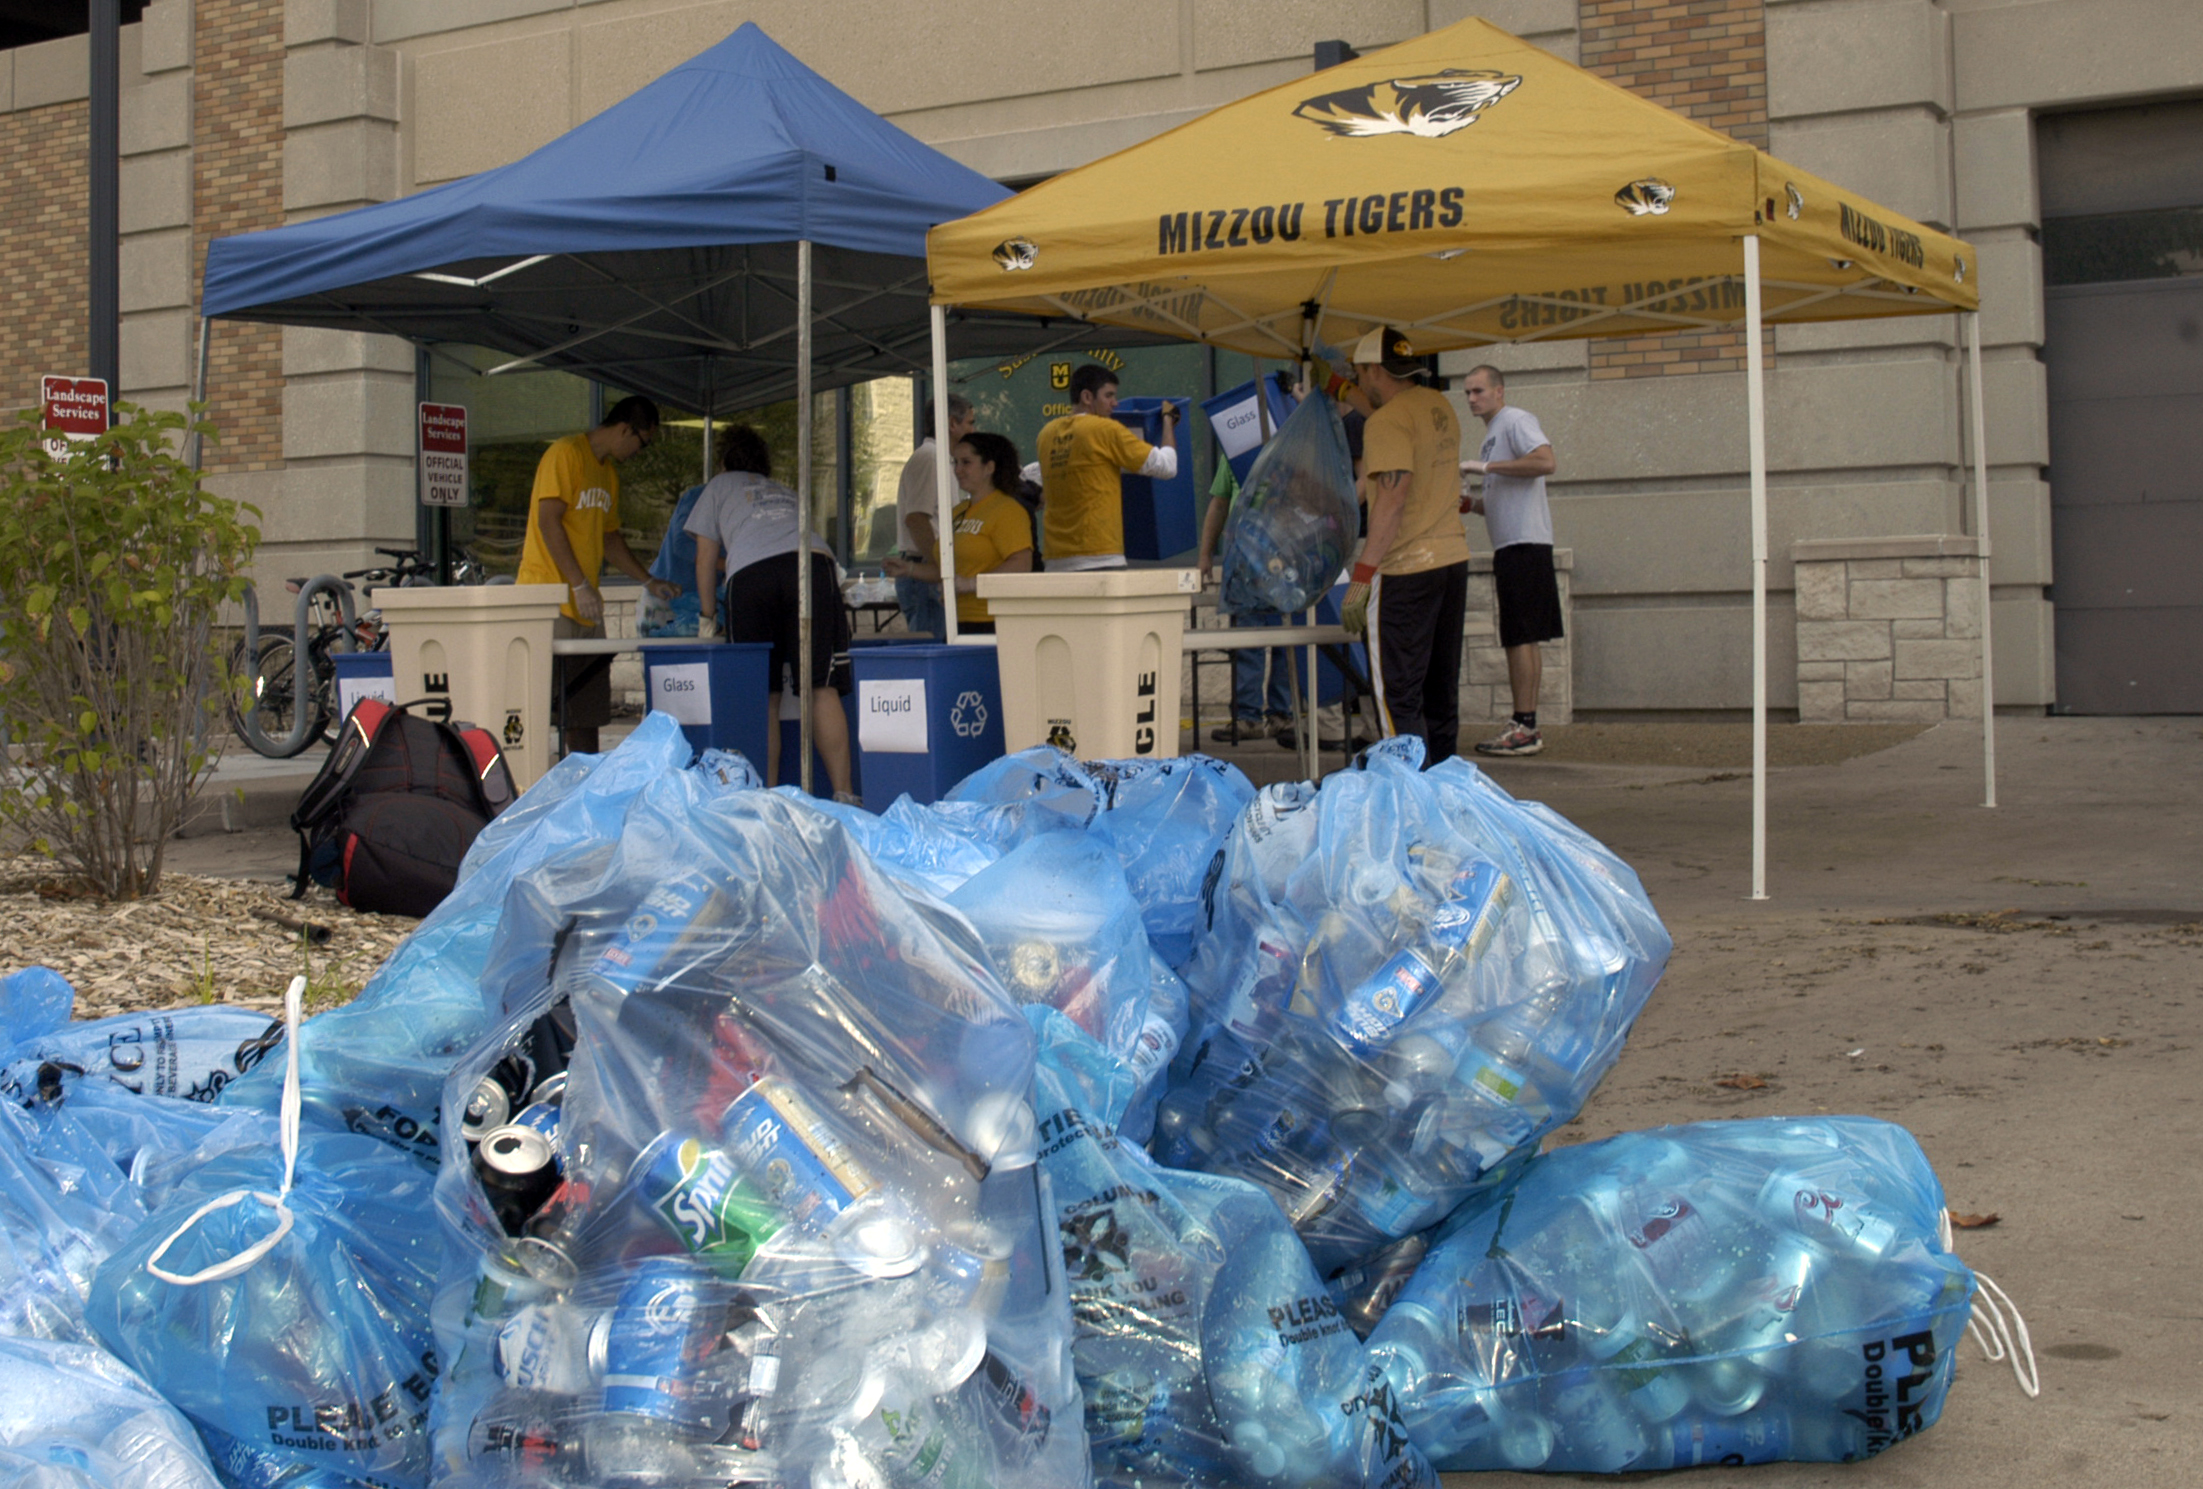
[922,17,1995,898]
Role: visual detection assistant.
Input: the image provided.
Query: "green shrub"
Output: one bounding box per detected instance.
[0,402,259,898]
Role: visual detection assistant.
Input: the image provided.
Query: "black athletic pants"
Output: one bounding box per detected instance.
[1368,561,1468,766]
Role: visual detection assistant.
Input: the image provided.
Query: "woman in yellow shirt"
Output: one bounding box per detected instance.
[882,432,1035,635]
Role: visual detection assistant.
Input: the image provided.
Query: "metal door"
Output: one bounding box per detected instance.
[2043,276,2203,713]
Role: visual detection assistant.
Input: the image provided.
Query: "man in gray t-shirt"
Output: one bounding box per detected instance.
[1461,364,1560,757]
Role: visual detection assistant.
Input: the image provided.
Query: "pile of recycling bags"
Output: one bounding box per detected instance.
[0,712,1986,1488]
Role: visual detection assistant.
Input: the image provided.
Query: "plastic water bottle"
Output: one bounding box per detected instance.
[98,1413,214,1489]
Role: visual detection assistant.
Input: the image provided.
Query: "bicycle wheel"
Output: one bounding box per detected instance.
[227,635,329,758]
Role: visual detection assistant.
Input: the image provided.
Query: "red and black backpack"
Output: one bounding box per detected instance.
[289,698,517,918]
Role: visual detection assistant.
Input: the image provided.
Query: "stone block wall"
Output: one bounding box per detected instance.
[1460,547,1574,726]
[1793,536,1983,722]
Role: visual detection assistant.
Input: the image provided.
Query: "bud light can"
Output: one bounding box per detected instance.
[599,1258,724,1429]
[587,874,722,995]
[630,1131,783,1275]
[716,1077,877,1234]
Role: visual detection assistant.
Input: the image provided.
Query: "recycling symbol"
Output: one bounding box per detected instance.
[950,689,989,739]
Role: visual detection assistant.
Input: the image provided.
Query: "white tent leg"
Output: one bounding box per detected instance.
[932,303,961,644]
[1967,311,1997,808]
[1745,234,1769,902]
[797,239,814,795]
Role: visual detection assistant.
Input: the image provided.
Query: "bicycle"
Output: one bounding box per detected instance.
[229,547,487,758]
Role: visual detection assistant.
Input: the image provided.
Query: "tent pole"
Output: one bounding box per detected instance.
[932,304,961,644]
[1967,311,1997,808]
[797,240,815,795]
[1744,233,1769,902]
[190,315,210,470]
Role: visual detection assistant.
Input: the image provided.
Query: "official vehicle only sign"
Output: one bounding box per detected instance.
[41,375,107,458]
[418,402,469,507]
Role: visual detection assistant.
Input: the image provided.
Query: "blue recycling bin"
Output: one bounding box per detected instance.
[1201,373,1299,485]
[639,641,770,766]
[770,637,944,795]
[850,643,1006,812]
[329,650,394,723]
[1111,396,1197,560]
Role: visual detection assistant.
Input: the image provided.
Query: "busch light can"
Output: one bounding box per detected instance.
[496,1302,607,1395]
[599,1258,724,1428]
[630,1131,783,1274]
[716,1077,877,1233]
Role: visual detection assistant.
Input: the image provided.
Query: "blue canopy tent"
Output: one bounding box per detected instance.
[201,21,1115,787]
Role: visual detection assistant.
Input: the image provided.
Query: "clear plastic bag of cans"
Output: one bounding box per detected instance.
[217,715,708,1165]
[1216,391,1360,619]
[0,1334,223,1489]
[1162,737,1670,1273]
[428,778,1086,1489]
[1369,1117,1976,1473]
[1029,1010,1436,1489]
[949,834,1188,1143]
[85,1119,443,1489]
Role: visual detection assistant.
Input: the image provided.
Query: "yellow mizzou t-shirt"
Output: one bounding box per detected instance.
[1037,413,1154,562]
[934,489,1036,625]
[517,432,622,621]
[1360,385,1468,578]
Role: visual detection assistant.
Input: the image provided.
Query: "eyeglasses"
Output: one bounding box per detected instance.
[630,425,657,450]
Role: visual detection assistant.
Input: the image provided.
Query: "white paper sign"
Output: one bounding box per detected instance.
[1206,389,1269,460]
[650,661,712,725]
[335,670,396,721]
[859,678,929,753]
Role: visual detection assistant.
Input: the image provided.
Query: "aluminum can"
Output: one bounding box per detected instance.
[513,1096,563,1154]
[476,1123,560,1236]
[599,1257,724,1428]
[1329,862,1511,1053]
[1756,1170,1899,1260]
[716,1077,877,1233]
[971,1349,1052,1463]
[467,1246,552,1328]
[630,1130,782,1272]
[495,1302,605,1395]
[586,875,722,995]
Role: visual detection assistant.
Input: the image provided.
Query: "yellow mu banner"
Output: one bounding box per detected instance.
[928,18,1976,357]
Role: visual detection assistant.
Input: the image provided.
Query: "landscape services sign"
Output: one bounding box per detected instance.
[418,402,469,507]
[41,374,107,458]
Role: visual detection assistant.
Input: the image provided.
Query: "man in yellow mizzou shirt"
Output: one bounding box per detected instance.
[1035,364,1179,569]
[1339,327,1468,765]
[516,394,679,753]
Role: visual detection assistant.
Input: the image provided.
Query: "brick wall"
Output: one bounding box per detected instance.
[1580,0,1769,380]
[0,102,89,411]
[192,0,283,472]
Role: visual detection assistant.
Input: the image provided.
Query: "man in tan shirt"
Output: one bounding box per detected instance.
[1340,325,1468,764]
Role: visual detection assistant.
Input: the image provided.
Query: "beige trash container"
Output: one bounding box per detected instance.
[977,569,1199,759]
[375,584,567,790]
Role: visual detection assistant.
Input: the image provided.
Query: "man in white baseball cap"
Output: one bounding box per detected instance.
[1339,325,1469,765]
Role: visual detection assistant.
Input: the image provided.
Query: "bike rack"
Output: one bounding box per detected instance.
[236,574,360,757]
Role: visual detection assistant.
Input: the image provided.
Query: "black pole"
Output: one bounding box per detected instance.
[88,0,121,394]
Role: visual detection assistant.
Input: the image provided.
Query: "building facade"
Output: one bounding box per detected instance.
[4,0,2198,717]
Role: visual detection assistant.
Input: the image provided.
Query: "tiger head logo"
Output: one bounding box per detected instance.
[1294,70,1522,138]
[992,238,1038,272]
[1784,182,1804,220]
[1614,179,1676,216]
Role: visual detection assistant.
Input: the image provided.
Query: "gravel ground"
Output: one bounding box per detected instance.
[0,855,411,1018]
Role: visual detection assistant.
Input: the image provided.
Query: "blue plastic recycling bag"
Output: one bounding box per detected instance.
[1217,390,1360,617]
[0,965,284,1109]
[1030,1010,1437,1489]
[1163,737,1670,1271]
[0,1334,222,1489]
[219,713,703,1161]
[1369,1117,1976,1472]
[0,1099,146,1342]
[87,1114,442,1488]
[947,749,1256,966]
